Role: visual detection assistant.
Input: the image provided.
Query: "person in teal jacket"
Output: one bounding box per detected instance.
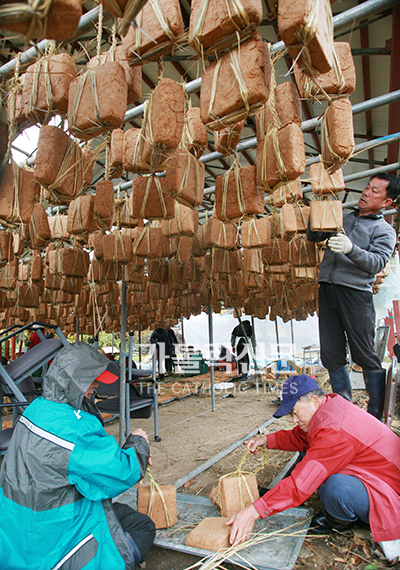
[0,342,155,570]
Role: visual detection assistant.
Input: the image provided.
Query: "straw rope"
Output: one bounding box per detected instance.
[0,0,53,45]
[145,468,174,528]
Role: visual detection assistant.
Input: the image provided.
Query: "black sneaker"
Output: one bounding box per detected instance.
[309,510,354,535]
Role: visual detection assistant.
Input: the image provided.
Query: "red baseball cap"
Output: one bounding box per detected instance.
[96,363,119,384]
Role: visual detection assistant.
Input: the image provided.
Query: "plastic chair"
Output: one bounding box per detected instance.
[0,321,68,412]
[0,375,37,456]
[96,358,160,441]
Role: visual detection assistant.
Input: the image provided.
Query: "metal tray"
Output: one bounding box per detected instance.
[117,488,312,570]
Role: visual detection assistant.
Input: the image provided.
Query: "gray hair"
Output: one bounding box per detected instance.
[298,388,325,401]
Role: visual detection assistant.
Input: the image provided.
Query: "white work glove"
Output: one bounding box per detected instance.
[327,234,353,255]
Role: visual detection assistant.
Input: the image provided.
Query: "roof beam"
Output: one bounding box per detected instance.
[388,4,400,168]
[359,0,374,168]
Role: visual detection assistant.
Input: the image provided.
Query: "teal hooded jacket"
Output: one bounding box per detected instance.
[0,342,150,570]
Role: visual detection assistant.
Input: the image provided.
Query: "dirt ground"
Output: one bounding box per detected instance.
[104,376,400,570]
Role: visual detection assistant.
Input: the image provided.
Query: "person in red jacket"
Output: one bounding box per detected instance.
[227,375,400,563]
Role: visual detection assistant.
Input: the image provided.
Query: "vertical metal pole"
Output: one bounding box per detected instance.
[126,331,134,439]
[290,319,295,357]
[119,266,127,446]
[181,316,185,345]
[251,316,258,390]
[152,347,160,441]
[112,331,115,357]
[138,323,142,364]
[208,305,216,412]
[76,318,79,343]
[275,319,281,358]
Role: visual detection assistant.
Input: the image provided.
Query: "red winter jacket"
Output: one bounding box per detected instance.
[253,394,400,541]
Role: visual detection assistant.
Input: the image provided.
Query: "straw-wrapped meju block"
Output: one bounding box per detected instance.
[102,233,133,265]
[123,128,152,174]
[290,235,319,266]
[0,162,39,224]
[90,258,122,281]
[110,128,124,169]
[205,249,241,277]
[181,107,208,159]
[294,42,356,99]
[137,483,177,529]
[241,216,271,248]
[214,120,244,156]
[48,245,90,277]
[132,226,167,258]
[23,53,77,123]
[49,214,70,241]
[68,62,127,140]
[278,0,334,74]
[243,248,263,274]
[147,259,169,284]
[310,163,345,196]
[189,0,263,53]
[295,205,310,233]
[185,517,231,552]
[123,0,184,63]
[280,203,297,235]
[200,218,238,250]
[161,203,199,237]
[60,276,83,295]
[309,199,343,231]
[165,149,205,208]
[272,179,303,207]
[151,78,185,150]
[321,97,354,171]
[0,120,8,163]
[215,165,263,222]
[17,282,42,308]
[87,48,141,106]
[0,0,82,41]
[258,122,305,190]
[94,180,115,230]
[67,195,96,235]
[129,176,174,220]
[29,204,51,249]
[256,81,301,142]
[200,33,271,130]
[0,259,18,290]
[34,126,85,203]
[129,79,185,174]
[19,251,42,281]
[220,474,259,518]
[0,232,13,267]
[262,238,289,265]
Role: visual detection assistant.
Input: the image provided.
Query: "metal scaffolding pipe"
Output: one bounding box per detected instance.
[0,7,105,78]
[122,0,398,125]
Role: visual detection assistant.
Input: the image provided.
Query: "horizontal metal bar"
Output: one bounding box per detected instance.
[122,0,399,124]
[301,89,400,132]
[302,161,400,194]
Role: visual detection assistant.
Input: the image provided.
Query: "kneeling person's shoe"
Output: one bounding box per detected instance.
[309,510,353,535]
[379,539,400,563]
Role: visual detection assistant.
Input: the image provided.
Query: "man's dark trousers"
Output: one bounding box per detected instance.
[318,282,382,372]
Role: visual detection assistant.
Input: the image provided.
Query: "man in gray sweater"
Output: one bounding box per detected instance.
[307,173,400,419]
